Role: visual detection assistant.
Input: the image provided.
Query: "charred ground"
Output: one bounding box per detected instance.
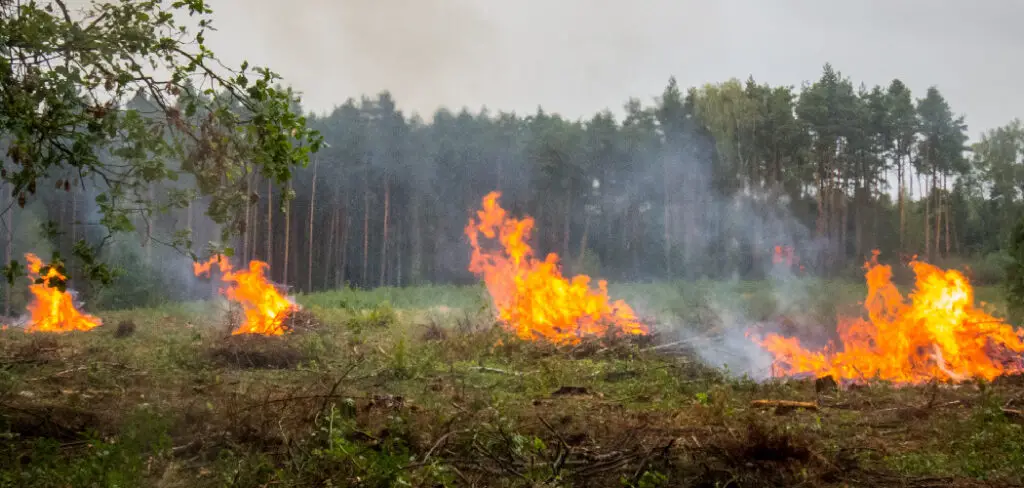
[0,281,1021,487]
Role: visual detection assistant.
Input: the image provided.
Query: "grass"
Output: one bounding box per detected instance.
[0,279,1021,487]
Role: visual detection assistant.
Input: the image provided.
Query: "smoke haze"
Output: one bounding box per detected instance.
[208,0,1023,135]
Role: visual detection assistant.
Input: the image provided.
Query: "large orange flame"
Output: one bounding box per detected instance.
[465,191,648,344]
[194,256,295,335]
[23,253,102,333]
[751,251,1024,384]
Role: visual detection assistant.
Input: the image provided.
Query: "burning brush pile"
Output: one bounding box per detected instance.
[2,253,102,333]
[193,256,318,336]
[466,191,650,346]
[749,251,1024,385]
[193,255,321,368]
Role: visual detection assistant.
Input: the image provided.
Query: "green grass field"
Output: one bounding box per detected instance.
[0,280,1022,487]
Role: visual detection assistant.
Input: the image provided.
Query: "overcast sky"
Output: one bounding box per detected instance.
[206,0,1023,138]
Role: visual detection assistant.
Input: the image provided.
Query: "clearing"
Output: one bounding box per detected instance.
[0,281,1022,487]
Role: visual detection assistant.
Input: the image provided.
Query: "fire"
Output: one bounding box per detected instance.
[23,253,102,333]
[465,191,648,344]
[193,256,296,335]
[772,245,804,273]
[772,245,796,267]
[751,251,1024,384]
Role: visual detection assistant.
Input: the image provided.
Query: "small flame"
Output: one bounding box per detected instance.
[772,245,805,274]
[772,245,797,267]
[751,250,1024,384]
[194,256,296,335]
[23,253,102,333]
[465,191,648,344]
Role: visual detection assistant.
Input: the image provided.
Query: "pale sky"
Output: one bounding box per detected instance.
[206,0,1023,138]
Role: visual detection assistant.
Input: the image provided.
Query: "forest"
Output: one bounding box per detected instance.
[4,63,1024,309]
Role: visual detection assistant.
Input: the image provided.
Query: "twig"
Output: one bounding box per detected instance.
[1002,408,1024,419]
[318,362,358,415]
[538,415,570,475]
[631,438,675,483]
[236,393,364,413]
[470,366,524,376]
[641,338,701,352]
[421,429,469,464]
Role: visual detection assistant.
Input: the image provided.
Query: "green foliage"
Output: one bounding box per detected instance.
[1005,217,1024,321]
[345,302,398,333]
[302,406,418,487]
[0,0,321,286]
[0,407,171,487]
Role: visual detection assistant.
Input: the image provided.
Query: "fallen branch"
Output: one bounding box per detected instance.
[28,362,131,381]
[1002,408,1024,420]
[750,399,818,412]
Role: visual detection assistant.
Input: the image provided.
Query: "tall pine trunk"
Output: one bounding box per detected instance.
[362,162,370,286]
[266,178,273,268]
[578,207,591,270]
[379,173,390,287]
[307,161,318,292]
[933,170,940,261]
[395,221,402,286]
[897,152,906,252]
[145,186,154,263]
[340,208,350,288]
[663,159,672,278]
[324,194,337,289]
[283,181,292,287]
[944,173,951,257]
[3,180,13,317]
[186,200,193,242]
[410,190,422,285]
[242,172,252,263]
[563,180,572,259]
[921,171,930,259]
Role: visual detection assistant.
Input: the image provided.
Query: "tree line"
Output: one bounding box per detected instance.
[5,63,1024,308]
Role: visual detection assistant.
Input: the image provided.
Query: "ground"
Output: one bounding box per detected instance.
[0,281,1022,487]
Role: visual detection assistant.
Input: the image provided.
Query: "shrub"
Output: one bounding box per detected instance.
[1005,218,1024,322]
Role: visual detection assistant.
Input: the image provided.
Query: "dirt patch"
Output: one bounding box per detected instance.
[4,336,68,365]
[993,373,1024,387]
[206,335,307,369]
[0,403,102,441]
[689,420,832,487]
[114,320,137,338]
[420,322,448,342]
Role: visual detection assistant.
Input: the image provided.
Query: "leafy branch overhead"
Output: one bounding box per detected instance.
[0,0,322,284]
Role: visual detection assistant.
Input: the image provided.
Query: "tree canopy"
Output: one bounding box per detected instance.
[0,0,321,286]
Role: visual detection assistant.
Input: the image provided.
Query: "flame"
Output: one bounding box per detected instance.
[23,253,102,333]
[751,250,1024,384]
[772,245,796,267]
[465,191,648,344]
[194,256,296,335]
[772,245,805,274]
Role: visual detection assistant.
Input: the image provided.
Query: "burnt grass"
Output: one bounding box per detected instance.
[0,302,1022,487]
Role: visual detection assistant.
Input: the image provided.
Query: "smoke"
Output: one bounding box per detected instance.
[210,0,497,117]
[604,109,826,380]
